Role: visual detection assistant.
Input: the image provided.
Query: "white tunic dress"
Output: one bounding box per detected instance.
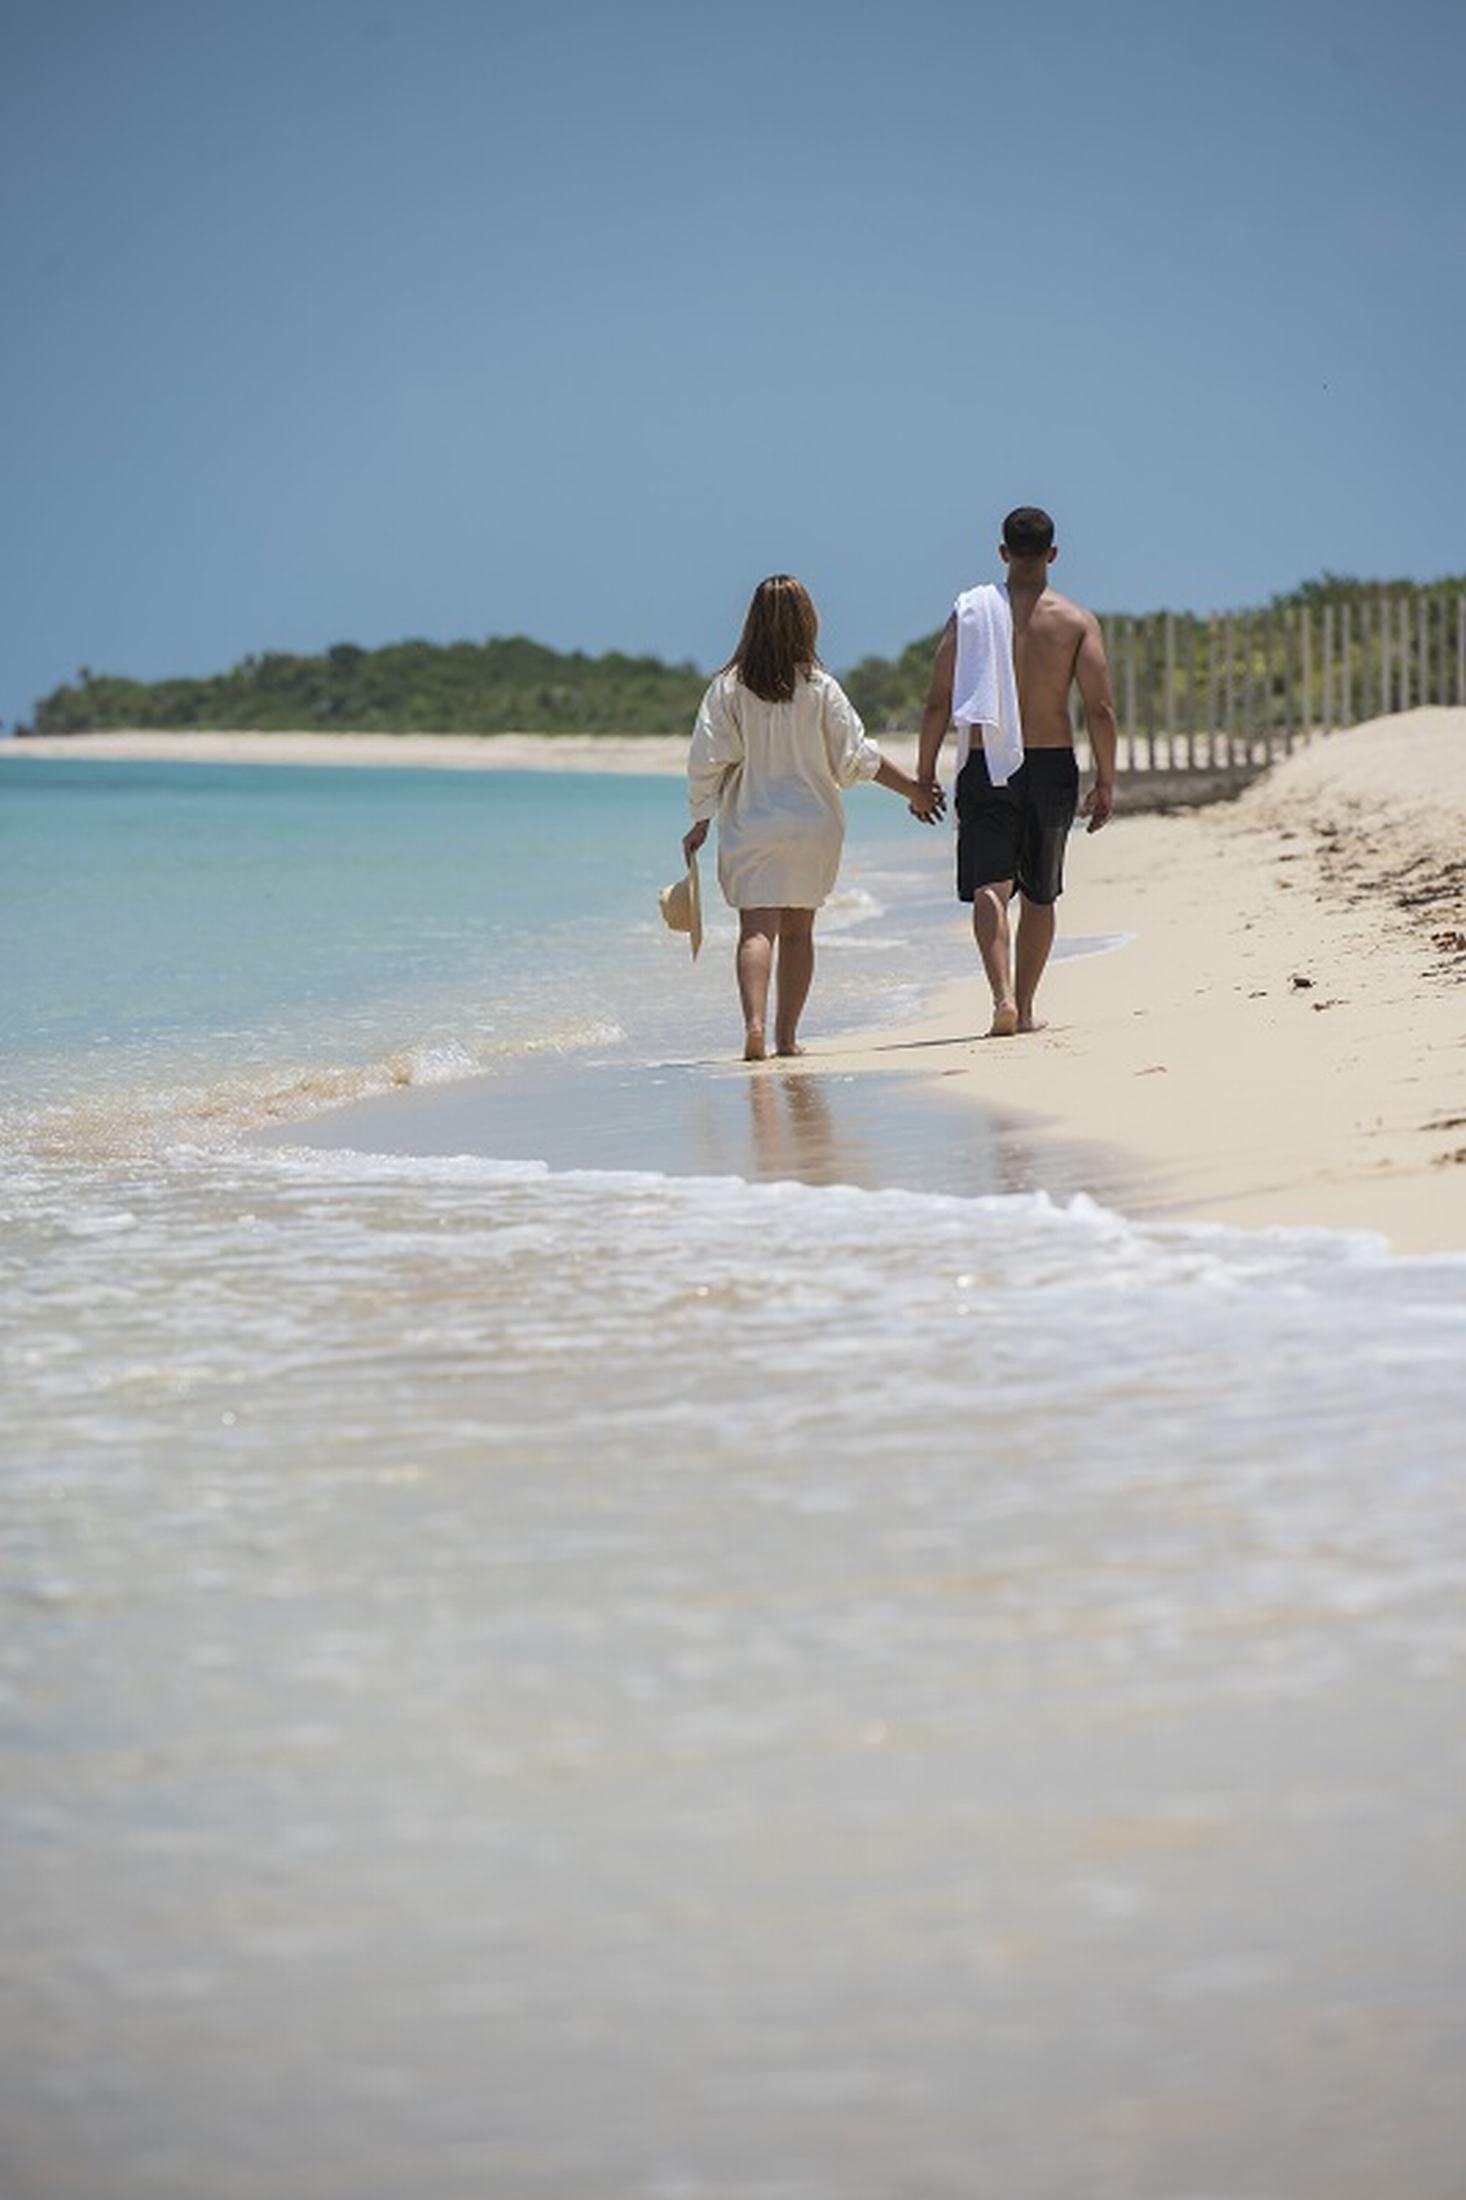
[687,667,881,910]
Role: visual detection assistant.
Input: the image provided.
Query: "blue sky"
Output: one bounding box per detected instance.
[2,0,1462,727]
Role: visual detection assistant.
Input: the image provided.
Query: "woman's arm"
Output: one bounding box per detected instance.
[820,677,883,788]
[874,754,945,821]
[821,678,943,819]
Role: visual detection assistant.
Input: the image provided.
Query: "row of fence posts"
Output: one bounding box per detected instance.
[1078,592,1466,772]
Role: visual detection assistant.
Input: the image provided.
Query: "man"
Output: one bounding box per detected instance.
[911,506,1117,1035]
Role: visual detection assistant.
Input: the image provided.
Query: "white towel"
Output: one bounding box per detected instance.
[951,582,1024,788]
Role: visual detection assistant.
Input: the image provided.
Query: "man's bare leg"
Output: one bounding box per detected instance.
[972,881,1019,1036]
[1015,896,1056,1031]
[737,910,778,1060]
[774,908,815,1056]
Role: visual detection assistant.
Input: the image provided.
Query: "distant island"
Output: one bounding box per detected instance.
[25,636,709,739]
[21,574,1463,739]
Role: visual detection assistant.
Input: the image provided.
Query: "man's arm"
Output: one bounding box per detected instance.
[1075,614,1118,832]
[913,617,956,814]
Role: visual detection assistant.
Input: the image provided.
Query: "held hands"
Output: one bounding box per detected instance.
[1081,778,1115,833]
[907,776,946,825]
[682,818,710,867]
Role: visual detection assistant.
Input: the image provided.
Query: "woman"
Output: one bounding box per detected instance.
[683,575,942,1060]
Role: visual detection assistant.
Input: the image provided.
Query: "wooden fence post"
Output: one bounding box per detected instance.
[1183,615,1196,767]
[1419,592,1430,709]
[1223,611,1241,765]
[1123,617,1137,772]
[1242,613,1255,762]
[1163,613,1175,768]
[1266,609,1275,755]
[1283,609,1295,748]
[1340,598,1353,726]
[1395,594,1407,711]
[1298,605,1311,742]
[1321,602,1333,733]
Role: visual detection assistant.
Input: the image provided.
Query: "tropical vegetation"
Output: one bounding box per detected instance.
[22,574,1465,738]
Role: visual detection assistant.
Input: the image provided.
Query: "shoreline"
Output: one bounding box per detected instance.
[2,729,1260,822]
[0,728,696,774]
[270,708,1466,1256]
[0,728,1248,811]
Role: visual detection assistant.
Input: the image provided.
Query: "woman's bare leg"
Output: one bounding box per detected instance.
[774,909,816,1056]
[736,910,779,1060]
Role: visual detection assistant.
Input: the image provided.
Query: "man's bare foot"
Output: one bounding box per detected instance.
[744,1027,767,1062]
[774,1037,805,1058]
[989,1002,1019,1038]
[1017,1013,1047,1034]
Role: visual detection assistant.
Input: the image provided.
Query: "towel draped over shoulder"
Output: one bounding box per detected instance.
[951,583,1025,788]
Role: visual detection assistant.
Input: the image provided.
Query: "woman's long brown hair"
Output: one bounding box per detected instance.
[723,575,821,703]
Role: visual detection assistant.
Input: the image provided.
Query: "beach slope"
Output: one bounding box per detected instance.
[811,709,1465,1251]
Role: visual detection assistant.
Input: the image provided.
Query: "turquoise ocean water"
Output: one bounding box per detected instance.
[3,758,1464,2199]
[5,758,941,1125]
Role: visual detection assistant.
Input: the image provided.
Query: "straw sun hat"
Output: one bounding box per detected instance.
[659,852,703,958]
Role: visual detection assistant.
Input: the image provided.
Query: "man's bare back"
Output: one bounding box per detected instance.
[1008,583,1093,748]
[915,581,1116,771]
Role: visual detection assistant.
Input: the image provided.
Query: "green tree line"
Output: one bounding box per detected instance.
[23,573,1465,738]
[28,636,709,737]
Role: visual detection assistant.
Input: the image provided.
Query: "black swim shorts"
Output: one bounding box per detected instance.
[955,747,1080,906]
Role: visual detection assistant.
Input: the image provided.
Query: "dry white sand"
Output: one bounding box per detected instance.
[790,709,1466,1252]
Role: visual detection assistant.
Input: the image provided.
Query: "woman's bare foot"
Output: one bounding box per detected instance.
[773,1036,805,1057]
[744,1026,767,1062]
[1017,1013,1047,1034]
[989,1002,1019,1038]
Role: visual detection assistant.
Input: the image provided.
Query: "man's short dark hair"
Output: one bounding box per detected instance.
[1002,506,1055,558]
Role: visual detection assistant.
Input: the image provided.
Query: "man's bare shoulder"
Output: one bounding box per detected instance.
[1035,588,1098,633]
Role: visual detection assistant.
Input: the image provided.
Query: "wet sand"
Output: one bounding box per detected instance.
[265,1044,1147,1214]
[274,709,1466,1254]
